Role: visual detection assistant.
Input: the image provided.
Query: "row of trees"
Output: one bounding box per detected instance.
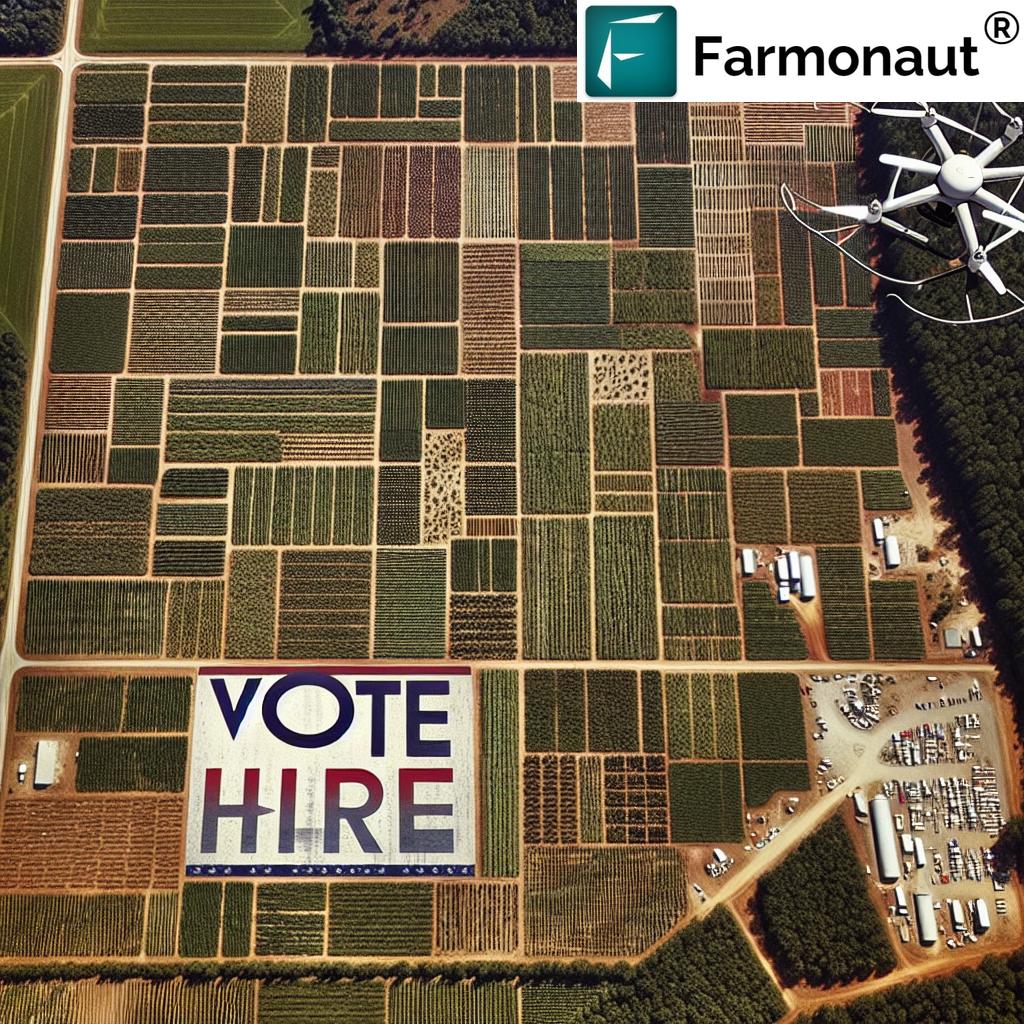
[0,0,64,55]
[307,0,574,57]
[0,332,25,623]
[756,815,897,987]
[798,952,1024,1023]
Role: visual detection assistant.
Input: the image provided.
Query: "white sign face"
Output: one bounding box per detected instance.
[579,0,1024,101]
[185,667,476,878]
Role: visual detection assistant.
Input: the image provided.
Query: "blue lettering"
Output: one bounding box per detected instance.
[356,680,401,757]
[210,676,261,739]
[406,680,450,757]
[262,670,355,749]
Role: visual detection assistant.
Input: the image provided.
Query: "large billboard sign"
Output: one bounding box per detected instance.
[186,667,476,877]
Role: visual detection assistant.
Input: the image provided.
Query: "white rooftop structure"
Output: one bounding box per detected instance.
[974,898,990,933]
[798,553,816,601]
[914,892,938,945]
[871,518,885,544]
[787,551,801,588]
[869,794,901,883]
[34,740,57,788]
[883,535,901,569]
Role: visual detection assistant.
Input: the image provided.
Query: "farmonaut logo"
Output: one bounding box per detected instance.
[583,4,677,97]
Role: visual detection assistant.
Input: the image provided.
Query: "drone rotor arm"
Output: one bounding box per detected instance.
[923,122,954,161]
[880,183,941,215]
[981,165,1024,182]
[953,202,981,253]
[879,153,940,177]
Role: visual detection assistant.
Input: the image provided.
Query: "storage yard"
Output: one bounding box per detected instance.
[817,671,1022,960]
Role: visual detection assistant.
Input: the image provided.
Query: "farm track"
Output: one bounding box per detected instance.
[0,17,1021,1019]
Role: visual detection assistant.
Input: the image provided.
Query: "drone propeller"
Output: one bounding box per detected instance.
[975,257,1008,296]
[819,203,873,221]
[879,153,940,176]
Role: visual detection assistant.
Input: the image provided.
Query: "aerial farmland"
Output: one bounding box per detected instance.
[0,15,1020,1022]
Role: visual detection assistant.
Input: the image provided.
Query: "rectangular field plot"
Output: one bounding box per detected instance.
[524,847,686,957]
[80,0,311,53]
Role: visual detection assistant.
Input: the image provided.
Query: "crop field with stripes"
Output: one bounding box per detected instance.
[3,67,947,966]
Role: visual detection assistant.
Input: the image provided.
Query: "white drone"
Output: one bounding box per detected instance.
[781,101,1024,324]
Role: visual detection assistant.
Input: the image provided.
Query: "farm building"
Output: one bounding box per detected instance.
[787,551,801,588]
[740,549,756,576]
[33,740,57,788]
[868,794,901,882]
[914,892,938,945]
[883,535,901,569]
[969,625,983,648]
[871,517,885,544]
[798,554,816,600]
[949,898,966,933]
[973,898,990,933]
[894,885,908,916]
[944,628,963,649]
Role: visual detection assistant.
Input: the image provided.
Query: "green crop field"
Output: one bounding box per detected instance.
[80,0,311,53]
[0,67,60,350]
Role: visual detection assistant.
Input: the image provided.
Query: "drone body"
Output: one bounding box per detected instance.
[781,102,1024,324]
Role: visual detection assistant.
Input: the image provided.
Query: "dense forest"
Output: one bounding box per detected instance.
[755,815,896,986]
[0,0,64,54]
[307,0,574,56]
[582,906,786,1024]
[860,104,1024,702]
[0,333,25,621]
[797,951,1024,1024]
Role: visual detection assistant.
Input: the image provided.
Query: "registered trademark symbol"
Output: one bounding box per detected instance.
[986,10,1020,43]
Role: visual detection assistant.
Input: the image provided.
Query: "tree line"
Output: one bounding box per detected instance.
[307,0,574,57]
[0,332,26,623]
[797,951,1024,1023]
[0,0,65,55]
